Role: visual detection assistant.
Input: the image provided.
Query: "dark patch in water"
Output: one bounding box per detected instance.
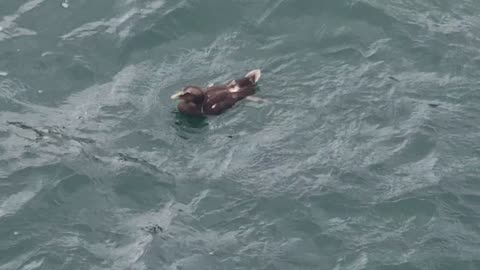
[141,224,164,234]
[172,111,208,139]
[388,76,400,82]
[7,121,95,144]
[173,112,208,128]
[7,121,47,138]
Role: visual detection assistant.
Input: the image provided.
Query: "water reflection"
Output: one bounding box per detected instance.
[172,111,208,139]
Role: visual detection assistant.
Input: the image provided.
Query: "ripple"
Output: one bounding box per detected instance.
[0,184,41,220]
[1,0,480,269]
[0,0,44,41]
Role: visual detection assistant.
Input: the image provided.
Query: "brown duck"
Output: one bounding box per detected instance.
[170,69,262,116]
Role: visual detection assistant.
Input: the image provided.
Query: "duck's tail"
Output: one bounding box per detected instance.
[245,69,262,83]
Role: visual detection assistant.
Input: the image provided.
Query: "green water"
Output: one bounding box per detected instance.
[1,0,480,269]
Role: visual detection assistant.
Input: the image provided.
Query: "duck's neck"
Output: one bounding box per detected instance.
[179,101,204,116]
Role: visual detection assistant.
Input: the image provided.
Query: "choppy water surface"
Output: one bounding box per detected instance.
[1,0,480,269]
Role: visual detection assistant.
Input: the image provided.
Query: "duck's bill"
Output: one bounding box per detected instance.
[170,91,185,99]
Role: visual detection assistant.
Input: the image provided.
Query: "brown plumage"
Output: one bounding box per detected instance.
[171,69,262,116]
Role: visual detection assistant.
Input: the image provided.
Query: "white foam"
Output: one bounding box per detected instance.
[0,189,37,219]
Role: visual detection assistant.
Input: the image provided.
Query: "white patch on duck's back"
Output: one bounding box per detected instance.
[228,84,241,93]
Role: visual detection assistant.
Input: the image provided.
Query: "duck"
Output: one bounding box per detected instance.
[170,69,262,116]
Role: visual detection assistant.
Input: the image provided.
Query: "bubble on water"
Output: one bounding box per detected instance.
[61,2,69,8]
[13,231,19,235]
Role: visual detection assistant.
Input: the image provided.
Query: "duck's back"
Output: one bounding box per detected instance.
[201,74,258,115]
[203,87,236,115]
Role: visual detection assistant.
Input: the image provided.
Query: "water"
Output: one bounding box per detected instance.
[1,0,480,269]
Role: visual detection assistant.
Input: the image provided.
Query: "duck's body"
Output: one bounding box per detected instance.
[171,69,261,116]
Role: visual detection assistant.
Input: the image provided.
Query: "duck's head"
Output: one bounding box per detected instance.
[170,86,204,104]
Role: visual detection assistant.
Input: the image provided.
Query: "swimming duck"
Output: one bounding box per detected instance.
[170,69,262,116]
